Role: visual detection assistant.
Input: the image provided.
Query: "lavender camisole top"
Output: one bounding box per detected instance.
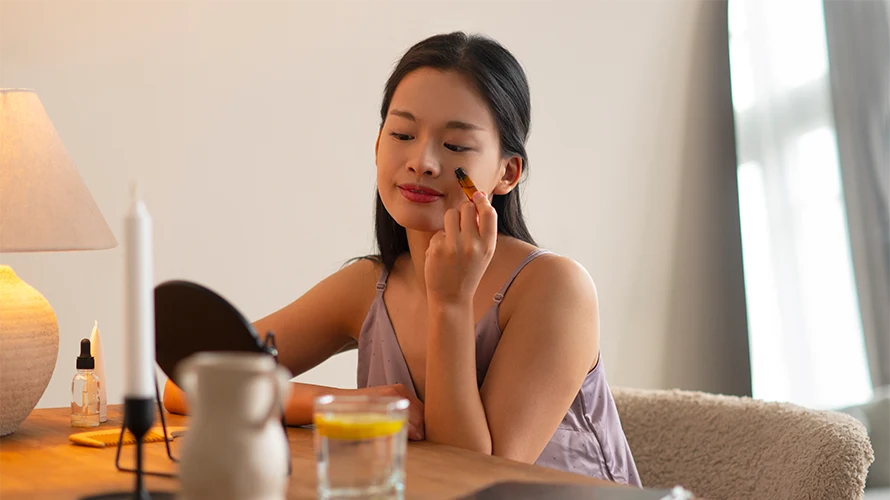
[356,249,642,487]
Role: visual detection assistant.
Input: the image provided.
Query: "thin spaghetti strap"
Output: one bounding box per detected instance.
[493,249,553,303]
[375,267,390,293]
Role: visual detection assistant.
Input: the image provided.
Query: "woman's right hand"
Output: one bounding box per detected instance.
[357,383,425,441]
[162,378,189,415]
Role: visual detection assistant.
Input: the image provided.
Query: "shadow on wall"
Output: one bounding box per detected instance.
[664,0,751,397]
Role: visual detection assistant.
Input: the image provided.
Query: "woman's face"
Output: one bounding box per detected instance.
[375,68,520,233]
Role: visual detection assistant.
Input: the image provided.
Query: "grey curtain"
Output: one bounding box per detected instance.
[823,0,890,390]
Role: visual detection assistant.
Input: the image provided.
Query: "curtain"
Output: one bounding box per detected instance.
[729,0,874,410]
[823,0,890,391]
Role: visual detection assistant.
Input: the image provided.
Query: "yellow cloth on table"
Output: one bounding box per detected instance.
[69,426,186,448]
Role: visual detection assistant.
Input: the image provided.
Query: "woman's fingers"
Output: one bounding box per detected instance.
[406,397,425,440]
[390,384,425,441]
[472,191,497,245]
[409,405,425,440]
[443,207,461,247]
[459,199,478,235]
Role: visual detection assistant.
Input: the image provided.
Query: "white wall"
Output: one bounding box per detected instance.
[0,0,751,410]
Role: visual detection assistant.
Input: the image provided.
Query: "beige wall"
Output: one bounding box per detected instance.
[0,0,751,410]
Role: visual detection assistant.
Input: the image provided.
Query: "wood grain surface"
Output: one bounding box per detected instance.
[0,405,623,499]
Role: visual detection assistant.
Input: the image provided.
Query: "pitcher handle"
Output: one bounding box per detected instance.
[176,354,201,395]
[263,365,293,425]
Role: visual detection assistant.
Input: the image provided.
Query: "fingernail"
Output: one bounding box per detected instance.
[473,191,486,201]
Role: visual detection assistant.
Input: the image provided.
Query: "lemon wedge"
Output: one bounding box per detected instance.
[314,413,405,440]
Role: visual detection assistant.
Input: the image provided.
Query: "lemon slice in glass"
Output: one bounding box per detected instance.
[314,413,405,440]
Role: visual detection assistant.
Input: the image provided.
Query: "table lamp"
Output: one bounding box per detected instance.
[0,89,117,436]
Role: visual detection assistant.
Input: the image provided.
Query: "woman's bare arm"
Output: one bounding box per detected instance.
[162,257,380,425]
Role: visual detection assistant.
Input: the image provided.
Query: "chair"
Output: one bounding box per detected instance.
[612,387,874,500]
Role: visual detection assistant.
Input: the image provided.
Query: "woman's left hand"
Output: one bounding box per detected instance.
[425,191,498,305]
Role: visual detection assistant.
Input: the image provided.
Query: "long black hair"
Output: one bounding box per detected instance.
[373,32,536,271]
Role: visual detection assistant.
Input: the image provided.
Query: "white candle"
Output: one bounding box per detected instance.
[125,182,155,399]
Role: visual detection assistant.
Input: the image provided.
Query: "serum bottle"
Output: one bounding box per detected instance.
[71,338,101,427]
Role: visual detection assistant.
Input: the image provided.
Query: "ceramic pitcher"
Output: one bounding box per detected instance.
[176,352,293,500]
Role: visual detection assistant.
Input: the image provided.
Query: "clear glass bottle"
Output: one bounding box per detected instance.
[71,338,100,427]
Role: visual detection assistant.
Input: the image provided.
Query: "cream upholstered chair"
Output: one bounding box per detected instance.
[612,387,874,500]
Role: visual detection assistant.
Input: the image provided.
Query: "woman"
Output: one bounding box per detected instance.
[164,31,641,487]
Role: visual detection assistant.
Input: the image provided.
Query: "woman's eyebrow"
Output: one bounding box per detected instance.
[389,109,485,131]
[444,120,484,131]
[389,109,416,121]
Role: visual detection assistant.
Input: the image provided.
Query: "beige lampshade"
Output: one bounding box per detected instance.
[0,89,117,252]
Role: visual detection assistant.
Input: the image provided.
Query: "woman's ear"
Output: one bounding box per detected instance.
[375,128,382,159]
[492,156,523,195]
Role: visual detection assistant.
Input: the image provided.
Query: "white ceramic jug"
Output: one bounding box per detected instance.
[176,352,293,500]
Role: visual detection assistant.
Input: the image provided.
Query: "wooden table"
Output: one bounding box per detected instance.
[1,406,621,499]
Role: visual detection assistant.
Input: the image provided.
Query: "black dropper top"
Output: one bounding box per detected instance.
[76,338,95,370]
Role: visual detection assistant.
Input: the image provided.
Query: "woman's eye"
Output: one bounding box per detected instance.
[445,143,471,153]
[390,132,413,141]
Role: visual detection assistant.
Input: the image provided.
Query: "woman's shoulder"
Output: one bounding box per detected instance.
[497,239,598,313]
[494,242,600,366]
[323,256,385,328]
[331,255,384,287]
[498,238,594,284]
[340,255,385,279]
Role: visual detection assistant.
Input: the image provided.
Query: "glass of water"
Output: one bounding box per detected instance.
[313,394,409,499]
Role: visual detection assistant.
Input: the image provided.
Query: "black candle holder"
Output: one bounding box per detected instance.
[112,376,179,478]
[80,395,175,500]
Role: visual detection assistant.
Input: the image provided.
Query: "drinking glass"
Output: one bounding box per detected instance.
[313,394,409,499]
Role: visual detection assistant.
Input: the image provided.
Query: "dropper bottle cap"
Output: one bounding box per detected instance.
[76,338,95,370]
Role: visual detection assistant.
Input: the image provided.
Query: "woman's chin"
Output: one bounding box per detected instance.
[380,196,447,233]
[391,213,444,234]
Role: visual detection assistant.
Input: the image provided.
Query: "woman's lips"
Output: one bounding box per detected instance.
[398,184,444,203]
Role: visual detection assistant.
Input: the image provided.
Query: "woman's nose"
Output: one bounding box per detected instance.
[405,140,441,177]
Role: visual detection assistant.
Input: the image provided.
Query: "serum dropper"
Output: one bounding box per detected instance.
[71,338,101,427]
